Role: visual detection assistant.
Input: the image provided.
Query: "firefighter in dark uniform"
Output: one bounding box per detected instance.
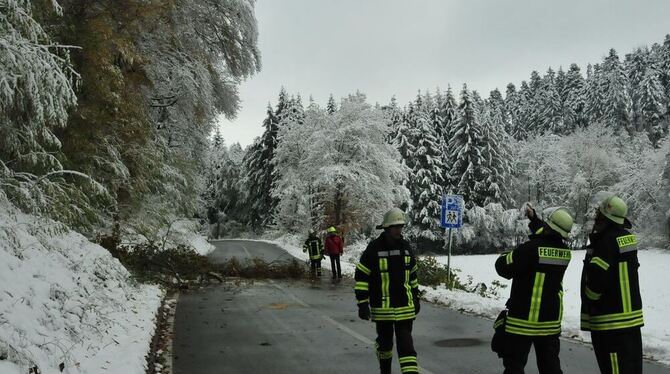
[354,208,420,374]
[494,205,574,374]
[303,231,324,276]
[581,194,643,374]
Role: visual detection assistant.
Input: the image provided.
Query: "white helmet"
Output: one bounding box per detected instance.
[376,208,407,229]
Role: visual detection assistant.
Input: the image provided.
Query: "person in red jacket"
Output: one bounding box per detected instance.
[325,226,344,279]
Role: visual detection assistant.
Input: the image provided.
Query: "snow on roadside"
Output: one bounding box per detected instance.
[171,220,215,256]
[264,233,366,275]
[267,234,670,365]
[0,196,163,374]
[125,219,215,256]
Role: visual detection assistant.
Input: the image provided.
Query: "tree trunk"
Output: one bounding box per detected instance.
[334,184,344,227]
[660,150,670,242]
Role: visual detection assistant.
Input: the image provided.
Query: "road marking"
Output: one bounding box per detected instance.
[269,281,436,374]
[321,314,374,345]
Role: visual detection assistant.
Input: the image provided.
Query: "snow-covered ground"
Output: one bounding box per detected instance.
[267,233,365,274]
[167,220,215,256]
[268,234,670,365]
[428,250,670,365]
[123,219,215,256]
[0,197,164,374]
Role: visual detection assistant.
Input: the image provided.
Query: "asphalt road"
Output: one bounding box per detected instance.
[173,240,670,374]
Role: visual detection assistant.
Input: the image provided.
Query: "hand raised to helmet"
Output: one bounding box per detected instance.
[525,203,536,219]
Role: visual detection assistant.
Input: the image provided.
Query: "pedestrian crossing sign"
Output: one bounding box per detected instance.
[441,195,463,229]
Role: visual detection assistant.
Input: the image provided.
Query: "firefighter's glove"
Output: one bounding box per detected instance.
[414,297,421,315]
[358,302,371,320]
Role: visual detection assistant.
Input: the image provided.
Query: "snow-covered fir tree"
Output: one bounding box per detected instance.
[440,86,460,148]
[479,105,513,206]
[626,47,650,131]
[240,94,283,228]
[406,94,445,239]
[555,67,567,103]
[504,83,527,140]
[584,64,605,125]
[539,68,564,134]
[435,86,459,193]
[561,64,587,131]
[327,94,338,114]
[387,96,403,142]
[394,104,417,169]
[450,85,486,208]
[600,49,633,132]
[657,35,670,114]
[637,66,667,146]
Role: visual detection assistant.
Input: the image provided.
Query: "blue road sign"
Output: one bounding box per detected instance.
[441,194,463,229]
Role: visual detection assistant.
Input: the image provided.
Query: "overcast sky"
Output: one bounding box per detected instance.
[217,0,670,147]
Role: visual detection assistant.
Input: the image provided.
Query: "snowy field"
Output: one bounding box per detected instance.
[0,197,163,374]
[427,251,670,365]
[269,234,670,365]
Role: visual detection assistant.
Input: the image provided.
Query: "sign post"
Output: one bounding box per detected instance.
[441,194,463,289]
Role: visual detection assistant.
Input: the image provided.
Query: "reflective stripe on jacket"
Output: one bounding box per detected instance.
[495,216,571,336]
[580,225,643,332]
[354,233,419,322]
[303,237,323,260]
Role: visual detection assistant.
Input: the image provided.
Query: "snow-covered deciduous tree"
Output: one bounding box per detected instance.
[0,0,109,230]
[272,98,322,232]
[204,138,246,238]
[126,0,261,236]
[297,93,409,232]
[511,124,670,246]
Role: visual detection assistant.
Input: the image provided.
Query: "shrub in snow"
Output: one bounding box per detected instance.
[514,124,670,247]
[416,256,465,290]
[454,204,528,254]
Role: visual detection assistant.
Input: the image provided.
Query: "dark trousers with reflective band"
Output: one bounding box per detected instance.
[591,328,642,374]
[501,332,562,374]
[375,320,418,374]
[330,255,342,278]
[309,260,321,276]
